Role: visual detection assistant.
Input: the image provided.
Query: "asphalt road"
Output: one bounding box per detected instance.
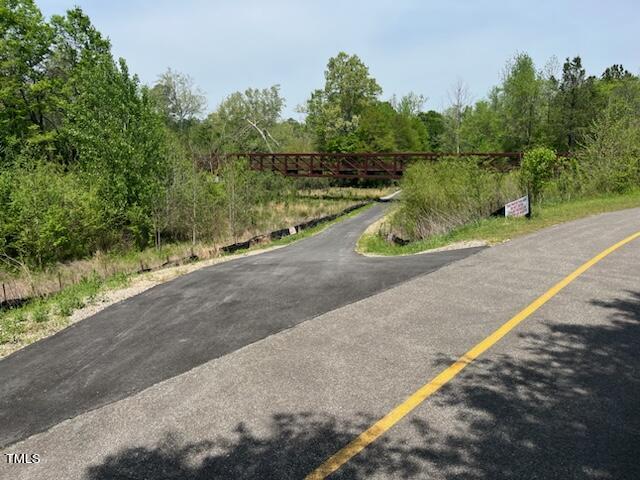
[0,203,481,449]
[1,206,638,480]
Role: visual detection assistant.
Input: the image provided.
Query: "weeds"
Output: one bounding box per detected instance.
[394,158,521,240]
[0,194,363,306]
[31,301,49,323]
[360,190,640,255]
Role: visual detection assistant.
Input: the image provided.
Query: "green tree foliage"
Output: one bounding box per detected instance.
[459,98,502,151]
[304,55,427,153]
[0,160,101,266]
[1,1,169,262]
[271,118,314,152]
[499,53,543,150]
[417,111,445,150]
[577,77,640,194]
[343,100,428,152]
[305,52,382,151]
[150,68,206,131]
[64,56,168,245]
[549,57,599,150]
[391,94,429,151]
[356,102,397,151]
[197,85,285,154]
[432,54,636,155]
[0,0,55,159]
[521,147,561,200]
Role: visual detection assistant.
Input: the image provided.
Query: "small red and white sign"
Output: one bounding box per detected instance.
[504,195,530,217]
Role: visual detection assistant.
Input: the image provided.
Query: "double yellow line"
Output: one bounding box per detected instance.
[307,231,640,479]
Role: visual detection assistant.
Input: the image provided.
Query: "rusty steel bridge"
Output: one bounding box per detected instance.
[210,152,534,180]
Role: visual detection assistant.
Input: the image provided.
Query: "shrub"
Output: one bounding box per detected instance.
[1,161,103,268]
[521,147,560,201]
[577,101,640,194]
[395,158,521,240]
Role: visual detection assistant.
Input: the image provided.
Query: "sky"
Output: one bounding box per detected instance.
[38,0,640,118]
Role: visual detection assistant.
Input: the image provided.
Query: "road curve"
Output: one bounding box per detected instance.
[2,206,639,480]
[0,203,482,448]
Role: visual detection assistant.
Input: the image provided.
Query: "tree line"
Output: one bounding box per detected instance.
[1,0,638,269]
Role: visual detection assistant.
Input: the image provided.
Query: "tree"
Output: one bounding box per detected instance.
[459,99,502,151]
[393,112,428,152]
[355,101,428,152]
[0,1,175,263]
[417,110,445,150]
[271,118,314,152]
[442,79,471,153]
[499,53,543,150]
[197,85,284,154]
[63,54,168,245]
[601,64,633,82]
[392,92,427,117]
[356,102,396,151]
[549,56,599,150]
[151,68,206,131]
[578,75,640,193]
[321,52,382,120]
[0,0,55,161]
[305,52,382,151]
[49,6,111,68]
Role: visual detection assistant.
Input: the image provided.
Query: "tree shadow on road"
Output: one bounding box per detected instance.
[417,289,640,480]
[85,291,640,480]
[83,411,447,480]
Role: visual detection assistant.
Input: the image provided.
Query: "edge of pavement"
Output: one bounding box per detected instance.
[2,206,639,480]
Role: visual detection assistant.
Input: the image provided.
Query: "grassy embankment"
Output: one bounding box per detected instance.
[0,196,377,357]
[358,190,640,256]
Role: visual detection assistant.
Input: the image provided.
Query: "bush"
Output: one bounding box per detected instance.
[395,158,521,240]
[521,147,561,201]
[577,101,640,194]
[1,161,103,268]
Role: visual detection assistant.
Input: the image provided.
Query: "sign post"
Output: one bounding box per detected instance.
[504,194,531,218]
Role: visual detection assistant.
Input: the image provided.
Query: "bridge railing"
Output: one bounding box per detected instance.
[212,152,530,179]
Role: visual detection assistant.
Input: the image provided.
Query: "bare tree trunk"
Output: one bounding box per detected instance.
[448,79,470,154]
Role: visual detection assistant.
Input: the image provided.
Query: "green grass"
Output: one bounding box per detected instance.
[358,191,640,256]
[31,301,49,323]
[0,272,131,348]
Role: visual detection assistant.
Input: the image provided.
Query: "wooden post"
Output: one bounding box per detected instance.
[2,283,6,304]
[57,272,63,291]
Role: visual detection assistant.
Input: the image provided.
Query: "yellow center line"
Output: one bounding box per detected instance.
[306,230,640,480]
